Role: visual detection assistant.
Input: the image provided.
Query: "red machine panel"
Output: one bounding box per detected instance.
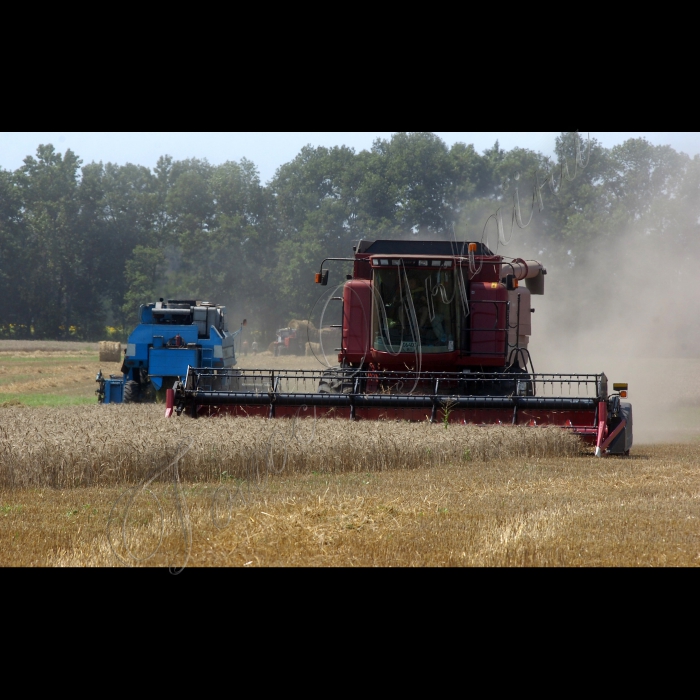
[463,258,502,284]
[353,258,372,280]
[469,282,507,359]
[342,279,372,363]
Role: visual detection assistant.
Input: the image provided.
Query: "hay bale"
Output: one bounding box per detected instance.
[99,341,122,363]
[288,319,319,343]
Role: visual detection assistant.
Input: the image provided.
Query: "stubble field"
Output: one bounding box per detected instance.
[1,339,699,567]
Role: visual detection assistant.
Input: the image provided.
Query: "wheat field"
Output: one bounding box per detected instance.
[0,405,582,488]
[1,340,700,567]
[1,403,699,567]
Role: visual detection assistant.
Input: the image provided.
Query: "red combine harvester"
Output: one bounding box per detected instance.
[170,239,632,457]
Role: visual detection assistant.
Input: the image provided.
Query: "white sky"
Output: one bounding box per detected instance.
[1,132,698,185]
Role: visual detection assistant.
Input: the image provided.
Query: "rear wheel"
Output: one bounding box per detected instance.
[123,380,140,403]
[123,373,158,404]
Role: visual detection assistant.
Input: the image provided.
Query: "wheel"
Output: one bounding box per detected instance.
[503,364,535,397]
[123,380,140,403]
[318,369,354,394]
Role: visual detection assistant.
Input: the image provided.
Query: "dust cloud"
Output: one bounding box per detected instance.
[527,225,700,444]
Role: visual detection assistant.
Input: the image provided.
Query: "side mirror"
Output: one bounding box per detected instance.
[503,274,518,290]
[314,269,329,286]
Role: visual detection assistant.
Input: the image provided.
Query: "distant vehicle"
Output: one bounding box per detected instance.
[96,299,245,403]
[271,327,304,356]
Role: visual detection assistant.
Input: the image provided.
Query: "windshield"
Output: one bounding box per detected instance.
[372,267,457,354]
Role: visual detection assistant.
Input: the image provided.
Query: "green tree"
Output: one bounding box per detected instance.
[269,145,360,320]
[177,159,278,333]
[121,246,164,326]
[98,160,164,329]
[0,168,32,335]
[13,144,108,338]
[359,132,455,237]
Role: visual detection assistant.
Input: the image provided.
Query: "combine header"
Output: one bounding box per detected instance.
[169,239,632,457]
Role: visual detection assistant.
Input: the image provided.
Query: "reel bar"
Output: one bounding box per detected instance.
[181,368,605,399]
[183,391,598,411]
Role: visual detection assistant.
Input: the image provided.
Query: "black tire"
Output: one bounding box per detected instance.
[318,369,354,394]
[123,380,140,403]
[503,365,535,397]
[124,378,158,403]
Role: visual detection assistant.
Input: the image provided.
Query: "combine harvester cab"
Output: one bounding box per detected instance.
[170,240,632,457]
[96,300,245,404]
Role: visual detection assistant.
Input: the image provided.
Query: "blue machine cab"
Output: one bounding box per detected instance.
[96,299,246,404]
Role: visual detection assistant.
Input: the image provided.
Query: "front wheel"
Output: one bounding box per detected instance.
[318,369,354,394]
[504,365,535,397]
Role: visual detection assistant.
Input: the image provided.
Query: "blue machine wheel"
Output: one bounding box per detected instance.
[123,370,156,403]
[123,380,140,403]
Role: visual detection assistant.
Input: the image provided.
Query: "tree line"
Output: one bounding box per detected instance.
[1,132,698,343]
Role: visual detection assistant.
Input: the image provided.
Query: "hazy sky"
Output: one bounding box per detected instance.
[1,132,698,185]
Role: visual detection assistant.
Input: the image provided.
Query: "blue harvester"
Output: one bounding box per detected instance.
[96,299,245,403]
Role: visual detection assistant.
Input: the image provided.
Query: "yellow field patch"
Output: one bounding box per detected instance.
[0,358,122,396]
[1,444,699,567]
[0,341,699,566]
